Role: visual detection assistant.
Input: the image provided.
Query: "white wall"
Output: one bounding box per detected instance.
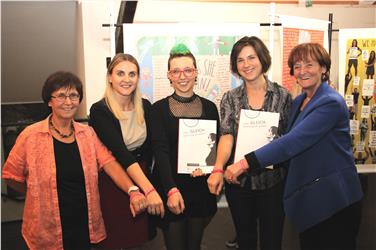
[79,0,121,115]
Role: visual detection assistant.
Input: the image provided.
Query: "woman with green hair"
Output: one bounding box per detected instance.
[150,44,219,250]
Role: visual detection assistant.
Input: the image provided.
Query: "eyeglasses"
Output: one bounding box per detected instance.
[168,68,196,78]
[51,93,80,102]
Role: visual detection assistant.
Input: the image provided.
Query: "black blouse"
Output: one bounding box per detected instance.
[89,98,153,170]
[53,138,90,250]
[150,94,219,206]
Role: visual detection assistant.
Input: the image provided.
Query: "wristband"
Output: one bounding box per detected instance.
[145,188,156,197]
[211,168,224,174]
[239,159,249,171]
[167,187,180,198]
[127,185,140,195]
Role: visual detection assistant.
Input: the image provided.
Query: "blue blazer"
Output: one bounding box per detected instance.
[245,82,363,232]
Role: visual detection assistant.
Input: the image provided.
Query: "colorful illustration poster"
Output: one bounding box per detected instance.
[123,23,260,107]
[339,28,376,168]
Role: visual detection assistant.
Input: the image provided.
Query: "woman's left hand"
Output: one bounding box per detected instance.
[145,190,165,218]
[224,160,247,184]
[129,192,147,217]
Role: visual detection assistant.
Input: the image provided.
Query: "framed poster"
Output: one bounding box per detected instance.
[339,28,376,172]
[177,119,217,174]
[123,23,260,107]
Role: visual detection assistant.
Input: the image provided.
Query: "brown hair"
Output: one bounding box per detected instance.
[42,71,83,104]
[288,43,331,82]
[230,36,271,76]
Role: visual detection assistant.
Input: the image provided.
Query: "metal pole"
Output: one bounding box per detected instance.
[328,13,333,56]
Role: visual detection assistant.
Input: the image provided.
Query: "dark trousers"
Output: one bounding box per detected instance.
[162,216,212,250]
[225,180,285,250]
[299,200,362,250]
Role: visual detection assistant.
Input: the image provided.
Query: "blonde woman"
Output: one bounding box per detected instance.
[89,53,164,249]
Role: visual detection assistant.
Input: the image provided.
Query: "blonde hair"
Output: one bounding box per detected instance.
[104,53,145,125]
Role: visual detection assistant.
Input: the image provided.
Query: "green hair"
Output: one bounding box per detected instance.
[168,43,197,70]
[170,43,191,55]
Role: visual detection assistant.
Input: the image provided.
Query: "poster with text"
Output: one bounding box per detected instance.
[339,28,376,167]
[123,23,260,107]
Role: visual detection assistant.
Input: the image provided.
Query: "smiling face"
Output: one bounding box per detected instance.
[48,87,80,121]
[109,60,139,98]
[292,56,326,96]
[167,56,197,97]
[236,45,264,83]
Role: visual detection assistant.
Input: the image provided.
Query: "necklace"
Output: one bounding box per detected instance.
[49,117,74,138]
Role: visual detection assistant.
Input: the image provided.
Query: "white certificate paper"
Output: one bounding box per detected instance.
[178,119,217,174]
[234,110,280,166]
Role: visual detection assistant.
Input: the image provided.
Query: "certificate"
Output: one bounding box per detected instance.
[178,119,217,174]
[234,110,280,167]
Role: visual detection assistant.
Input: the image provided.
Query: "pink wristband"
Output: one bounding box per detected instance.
[145,188,156,197]
[167,188,180,198]
[239,159,249,171]
[211,168,224,174]
[129,191,143,201]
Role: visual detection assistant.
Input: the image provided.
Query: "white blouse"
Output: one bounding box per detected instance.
[119,110,146,151]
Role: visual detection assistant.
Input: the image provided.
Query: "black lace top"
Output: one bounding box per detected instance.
[150,93,219,222]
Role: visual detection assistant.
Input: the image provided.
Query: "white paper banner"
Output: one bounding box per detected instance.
[345,94,354,107]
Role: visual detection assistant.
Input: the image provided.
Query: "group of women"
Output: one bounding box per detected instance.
[3,36,363,250]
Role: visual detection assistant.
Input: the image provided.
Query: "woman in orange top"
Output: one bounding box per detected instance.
[2,71,156,250]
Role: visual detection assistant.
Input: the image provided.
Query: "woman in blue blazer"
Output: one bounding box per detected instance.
[225,43,363,250]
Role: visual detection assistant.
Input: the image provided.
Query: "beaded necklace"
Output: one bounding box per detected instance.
[49,117,74,138]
